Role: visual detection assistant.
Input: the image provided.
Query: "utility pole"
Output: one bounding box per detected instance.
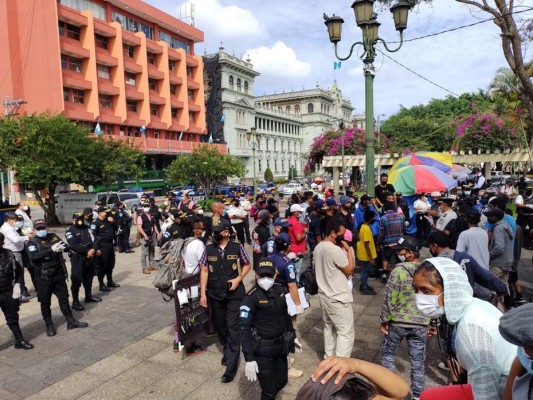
[2,98,27,204]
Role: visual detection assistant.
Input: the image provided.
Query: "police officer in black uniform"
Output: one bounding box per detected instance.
[200,218,251,383]
[26,219,88,336]
[0,232,33,349]
[91,206,119,292]
[240,258,301,399]
[160,209,187,246]
[115,202,134,253]
[66,212,102,311]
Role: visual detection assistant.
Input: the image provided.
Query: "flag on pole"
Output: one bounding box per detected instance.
[208,132,213,144]
[94,121,102,135]
[178,131,183,141]
[140,125,146,137]
[334,61,342,70]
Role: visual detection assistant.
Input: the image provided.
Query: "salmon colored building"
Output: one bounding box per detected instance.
[0,0,225,181]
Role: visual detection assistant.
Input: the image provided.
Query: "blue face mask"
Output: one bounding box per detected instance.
[517,347,533,375]
[35,230,47,238]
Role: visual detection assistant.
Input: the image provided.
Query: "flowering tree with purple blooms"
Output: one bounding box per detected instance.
[453,111,525,152]
[304,127,389,173]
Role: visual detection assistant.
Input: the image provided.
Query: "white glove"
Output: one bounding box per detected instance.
[295,304,305,315]
[294,338,303,354]
[12,283,21,299]
[245,361,259,382]
[51,242,66,253]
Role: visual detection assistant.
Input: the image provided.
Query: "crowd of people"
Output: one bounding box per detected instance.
[1,176,532,400]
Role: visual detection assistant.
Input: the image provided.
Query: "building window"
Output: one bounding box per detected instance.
[61,54,82,73]
[159,31,191,53]
[148,78,157,91]
[189,111,195,122]
[147,52,156,65]
[125,72,136,86]
[188,89,194,99]
[237,78,241,92]
[126,99,137,112]
[150,104,158,116]
[186,66,193,77]
[244,81,249,94]
[112,12,153,39]
[59,21,81,40]
[170,84,177,95]
[123,44,135,58]
[168,60,175,71]
[97,64,110,79]
[307,103,314,113]
[171,108,178,118]
[63,87,84,104]
[59,0,106,20]
[286,106,291,113]
[99,94,112,108]
[229,75,234,89]
[295,105,300,114]
[95,34,108,49]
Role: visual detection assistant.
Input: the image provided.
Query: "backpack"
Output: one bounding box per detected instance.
[153,237,196,301]
[300,264,318,295]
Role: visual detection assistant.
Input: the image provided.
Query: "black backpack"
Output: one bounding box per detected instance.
[300,265,318,295]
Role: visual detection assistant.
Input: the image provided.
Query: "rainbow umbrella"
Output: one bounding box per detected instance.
[388,165,458,196]
[390,151,452,173]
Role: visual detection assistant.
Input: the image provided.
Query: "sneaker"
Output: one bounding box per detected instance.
[515,295,527,305]
[142,269,152,274]
[185,343,207,357]
[360,289,376,295]
[288,367,303,379]
[381,273,388,283]
[438,361,450,371]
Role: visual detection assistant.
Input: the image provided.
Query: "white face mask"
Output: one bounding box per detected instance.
[415,293,444,318]
[22,205,29,211]
[397,254,406,262]
[15,221,23,228]
[257,277,275,291]
[197,209,204,215]
[164,201,169,206]
[143,207,150,213]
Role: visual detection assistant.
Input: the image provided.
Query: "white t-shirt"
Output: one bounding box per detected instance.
[183,239,205,275]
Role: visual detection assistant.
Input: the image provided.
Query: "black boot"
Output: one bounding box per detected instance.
[72,299,85,311]
[99,283,110,292]
[12,326,34,350]
[85,295,102,303]
[66,317,89,330]
[107,281,120,288]
[45,320,57,337]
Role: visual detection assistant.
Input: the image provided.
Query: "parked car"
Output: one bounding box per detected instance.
[257,183,274,195]
[185,189,206,202]
[283,183,302,195]
[490,171,512,184]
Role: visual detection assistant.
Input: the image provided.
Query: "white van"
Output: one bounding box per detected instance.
[55,192,141,224]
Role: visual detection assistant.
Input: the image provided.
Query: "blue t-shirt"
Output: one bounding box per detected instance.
[269,252,297,289]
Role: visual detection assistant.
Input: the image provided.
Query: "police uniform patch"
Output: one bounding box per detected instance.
[90,224,96,230]
[239,305,250,319]
[28,245,37,252]
[289,272,296,280]
[208,256,217,262]
[232,263,237,270]
[227,255,238,260]
[209,265,213,272]
[267,246,273,253]
[66,233,73,239]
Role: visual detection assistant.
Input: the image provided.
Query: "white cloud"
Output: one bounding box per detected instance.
[177,0,267,49]
[245,41,312,81]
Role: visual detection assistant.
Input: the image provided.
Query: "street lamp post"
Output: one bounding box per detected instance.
[324,0,411,197]
[339,121,346,191]
[246,127,260,194]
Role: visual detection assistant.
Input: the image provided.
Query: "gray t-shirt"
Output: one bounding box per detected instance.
[313,241,352,303]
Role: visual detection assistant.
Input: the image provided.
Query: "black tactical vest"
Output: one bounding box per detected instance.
[206,241,245,301]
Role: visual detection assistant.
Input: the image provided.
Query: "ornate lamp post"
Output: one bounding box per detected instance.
[246,127,260,193]
[324,0,411,196]
[339,121,346,191]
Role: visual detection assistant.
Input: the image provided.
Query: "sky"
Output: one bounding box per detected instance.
[146,0,533,119]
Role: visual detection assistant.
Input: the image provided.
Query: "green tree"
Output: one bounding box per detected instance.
[165,145,245,197]
[264,167,273,182]
[288,166,297,180]
[0,113,92,224]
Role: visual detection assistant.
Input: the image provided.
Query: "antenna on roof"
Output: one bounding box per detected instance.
[178,2,195,26]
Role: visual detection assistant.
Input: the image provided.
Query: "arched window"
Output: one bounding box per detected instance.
[295,105,300,114]
[286,105,291,113]
[229,75,234,88]
[244,81,249,94]
[278,106,282,111]
[237,78,241,92]
[307,103,314,113]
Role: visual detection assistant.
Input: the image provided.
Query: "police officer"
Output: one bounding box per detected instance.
[160,210,188,246]
[91,206,119,292]
[0,232,33,349]
[200,218,251,383]
[66,212,102,311]
[240,258,302,399]
[115,202,134,254]
[26,219,88,336]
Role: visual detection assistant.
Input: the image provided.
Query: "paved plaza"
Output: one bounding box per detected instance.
[0,221,531,399]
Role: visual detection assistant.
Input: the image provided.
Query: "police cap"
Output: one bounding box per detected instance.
[256,258,276,277]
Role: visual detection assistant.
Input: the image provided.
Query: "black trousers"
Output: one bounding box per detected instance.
[70,254,96,300]
[256,355,288,400]
[0,290,23,339]
[209,296,241,376]
[233,223,245,245]
[117,226,131,251]
[97,242,115,284]
[35,270,72,323]
[243,217,251,243]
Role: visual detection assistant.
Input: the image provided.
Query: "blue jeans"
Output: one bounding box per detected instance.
[357,259,370,290]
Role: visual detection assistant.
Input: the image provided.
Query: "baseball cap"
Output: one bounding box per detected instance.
[273,217,289,228]
[34,219,47,229]
[97,206,110,213]
[212,218,231,232]
[82,207,93,215]
[430,191,441,198]
[427,230,451,248]
[395,192,403,196]
[360,194,371,201]
[72,211,84,220]
[391,236,421,252]
[325,198,338,207]
[339,195,352,205]
[276,232,291,246]
[314,200,325,209]
[289,204,302,213]
[256,258,276,277]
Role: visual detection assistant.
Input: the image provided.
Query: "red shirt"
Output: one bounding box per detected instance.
[288,215,306,254]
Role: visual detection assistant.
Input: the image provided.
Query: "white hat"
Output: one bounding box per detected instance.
[289,204,302,213]
[430,191,441,197]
